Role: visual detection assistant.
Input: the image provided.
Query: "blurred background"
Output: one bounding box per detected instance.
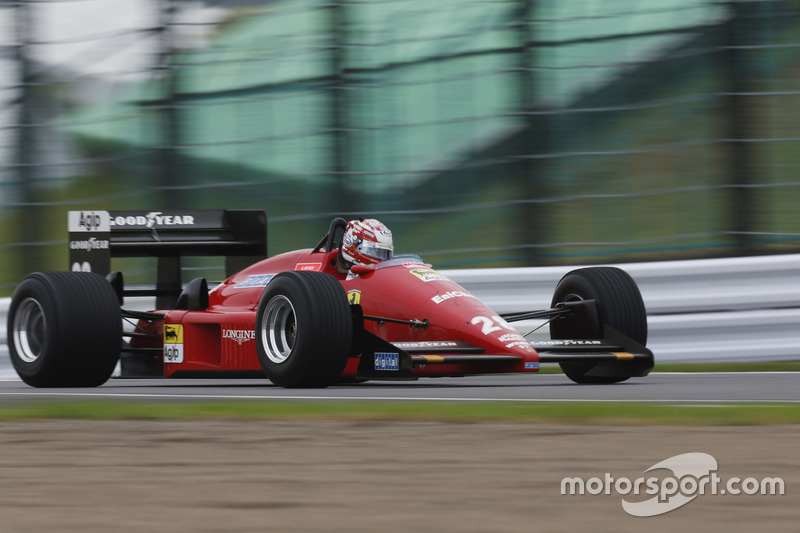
[1,0,799,294]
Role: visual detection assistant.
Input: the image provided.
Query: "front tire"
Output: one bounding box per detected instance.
[7,271,122,387]
[550,267,647,384]
[255,271,352,388]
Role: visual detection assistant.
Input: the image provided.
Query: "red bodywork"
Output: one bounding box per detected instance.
[147,249,540,379]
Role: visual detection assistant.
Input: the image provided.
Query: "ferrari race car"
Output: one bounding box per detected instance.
[6,210,653,388]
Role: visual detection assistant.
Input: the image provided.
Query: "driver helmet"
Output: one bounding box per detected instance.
[340,218,393,268]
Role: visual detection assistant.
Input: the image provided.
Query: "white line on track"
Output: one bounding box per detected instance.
[2,371,799,382]
[0,391,799,404]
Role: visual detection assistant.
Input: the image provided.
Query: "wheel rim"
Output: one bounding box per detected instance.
[261,295,296,364]
[561,293,584,304]
[13,297,46,363]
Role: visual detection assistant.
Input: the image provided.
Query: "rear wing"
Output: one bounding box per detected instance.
[68,210,266,308]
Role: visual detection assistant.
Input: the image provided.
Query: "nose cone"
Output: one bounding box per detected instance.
[349,260,535,358]
[417,286,535,357]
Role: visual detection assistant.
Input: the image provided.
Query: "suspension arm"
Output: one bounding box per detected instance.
[500,307,573,323]
[363,315,429,330]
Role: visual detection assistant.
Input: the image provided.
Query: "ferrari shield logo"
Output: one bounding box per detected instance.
[347,289,361,305]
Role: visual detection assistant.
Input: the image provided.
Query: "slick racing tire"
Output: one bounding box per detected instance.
[255,271,352,388]
[7,271,122,387]
[550,267,647,384]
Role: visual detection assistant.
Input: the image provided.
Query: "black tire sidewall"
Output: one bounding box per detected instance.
[550,267,647,344]
[7,276,60,385]
[549,267,647,384]
[255,271,352,388]
[256,274,312,385]
[7,272,122,387]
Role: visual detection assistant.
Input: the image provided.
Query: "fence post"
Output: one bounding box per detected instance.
[158,0,183,209]
[330,1,350,214]
[517,0,549,265]
[14,0,42,279]
[725,1,757,254]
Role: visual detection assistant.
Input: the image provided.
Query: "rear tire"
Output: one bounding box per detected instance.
[255,271,352,388]
[550,267,647,384]
[7,271,122,387]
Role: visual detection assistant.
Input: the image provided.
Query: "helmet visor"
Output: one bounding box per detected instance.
[360,241,393,262]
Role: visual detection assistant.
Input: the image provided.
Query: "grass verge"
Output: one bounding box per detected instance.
[0,400,799,425]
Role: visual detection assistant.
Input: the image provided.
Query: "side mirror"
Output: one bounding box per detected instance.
[350,264,377,277]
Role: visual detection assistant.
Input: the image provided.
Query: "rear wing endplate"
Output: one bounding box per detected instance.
[68,210,266,308]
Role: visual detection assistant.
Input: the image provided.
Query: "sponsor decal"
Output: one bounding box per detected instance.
[222,329,255,345]
[347,289,362,305]
[295,263,321,272]
[68,211,111,275]
[499,333,526,343]
[408,267,448,283]
[431,290,476,304]
[506,341,534,352]
[524,362,539,370]
[393,341,458,349]
[68,210,111,232]
[164,324,184,344]
[109,211,195,228]
[375,352,399,371]
[69,238,110,251]
[235,274,276,288]
[164,344,184,364]
[163,324,184,364]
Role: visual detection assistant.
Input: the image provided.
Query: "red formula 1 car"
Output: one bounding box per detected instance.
[6,211,653,388]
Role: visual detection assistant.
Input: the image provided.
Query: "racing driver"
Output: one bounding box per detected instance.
[336,218,394,278]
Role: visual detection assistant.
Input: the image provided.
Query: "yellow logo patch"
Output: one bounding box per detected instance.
[164,324,183,344]
[408,267,447,282]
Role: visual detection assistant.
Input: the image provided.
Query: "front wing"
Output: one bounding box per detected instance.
[353,327,653,380]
